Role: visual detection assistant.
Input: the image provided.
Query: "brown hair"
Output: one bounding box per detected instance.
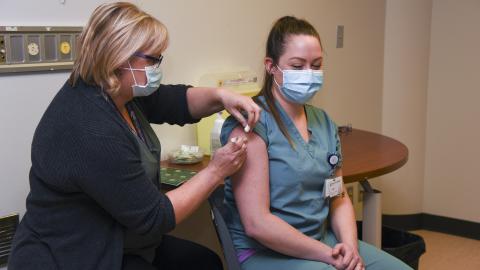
[69,2,168,95]
[255,16,323,147]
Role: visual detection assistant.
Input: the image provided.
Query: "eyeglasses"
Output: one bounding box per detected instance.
[133,52,163,68]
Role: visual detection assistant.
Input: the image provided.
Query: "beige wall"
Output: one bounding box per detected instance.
[2,0,477,225]
[378,0,432,214]
[423,0,480,223]
[0,1,388,266]
[380,0,480,222]
[379,0,480,223]
[310,1,386,133]
[144,0,387,158]
[0,0,387,216]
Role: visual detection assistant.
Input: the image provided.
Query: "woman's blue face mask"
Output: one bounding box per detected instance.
[274,66,324,104]
[124,61,163,97]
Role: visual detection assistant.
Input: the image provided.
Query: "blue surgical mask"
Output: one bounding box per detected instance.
[124,61,162,97]
[274,66,324,104]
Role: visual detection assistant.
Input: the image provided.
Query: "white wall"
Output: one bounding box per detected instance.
[378,0,432,214]
[0,0,109,219]
[380,0,480,222]
[423,0,480,223]
[0,0,387,219]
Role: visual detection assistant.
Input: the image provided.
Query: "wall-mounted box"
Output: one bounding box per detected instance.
[196,71,260,155]
[0,26,82,74]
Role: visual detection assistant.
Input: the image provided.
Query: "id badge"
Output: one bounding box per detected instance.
[324,176,343,198]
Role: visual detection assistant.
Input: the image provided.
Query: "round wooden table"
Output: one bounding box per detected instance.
[340,128,408,183]
[162,128,409,184]
[339,128,408,247]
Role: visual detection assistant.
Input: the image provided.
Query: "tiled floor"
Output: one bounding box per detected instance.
[412,230,480,270]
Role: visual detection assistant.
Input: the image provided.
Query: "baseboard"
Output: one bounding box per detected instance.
[421,213,480,240]
[382,214,423,231]
[382,213,480,240]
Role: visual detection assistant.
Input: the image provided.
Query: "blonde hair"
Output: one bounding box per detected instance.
[69,2,168,95]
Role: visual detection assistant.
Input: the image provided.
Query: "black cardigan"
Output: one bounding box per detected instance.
[9,79,198,270]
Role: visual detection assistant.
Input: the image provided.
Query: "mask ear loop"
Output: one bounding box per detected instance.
[273,76,281,90]
[127,61,139,86]
[271,65,282,90]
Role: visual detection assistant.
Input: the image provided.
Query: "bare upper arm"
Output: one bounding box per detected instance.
[228,126,271,225]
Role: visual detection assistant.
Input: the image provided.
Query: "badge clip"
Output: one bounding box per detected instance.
[327,153,340,169]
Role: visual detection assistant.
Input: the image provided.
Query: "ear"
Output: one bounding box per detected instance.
[264,57,275,75]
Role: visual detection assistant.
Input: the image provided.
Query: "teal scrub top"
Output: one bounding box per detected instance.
[220,96,342,251]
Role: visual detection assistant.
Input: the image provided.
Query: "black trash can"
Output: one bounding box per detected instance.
[357,222,426,270]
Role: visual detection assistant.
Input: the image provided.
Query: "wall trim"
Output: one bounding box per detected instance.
[382,213,480,240]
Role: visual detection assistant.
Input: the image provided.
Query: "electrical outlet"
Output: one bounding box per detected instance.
[336,25,344,48]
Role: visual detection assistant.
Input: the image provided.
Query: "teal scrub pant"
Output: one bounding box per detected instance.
[241,230,413,270]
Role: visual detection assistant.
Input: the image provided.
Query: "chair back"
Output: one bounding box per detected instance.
[208,187,242,270]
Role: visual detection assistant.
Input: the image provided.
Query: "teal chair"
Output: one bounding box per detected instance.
[208,187,242,270]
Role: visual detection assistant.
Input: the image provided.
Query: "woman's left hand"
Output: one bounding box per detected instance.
[332,243,364,270]
[218,89,261,131]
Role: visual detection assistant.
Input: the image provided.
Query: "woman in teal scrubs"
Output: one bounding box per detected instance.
[220,16,412,270]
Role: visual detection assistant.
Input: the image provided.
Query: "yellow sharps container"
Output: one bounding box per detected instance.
[196,71,260,156]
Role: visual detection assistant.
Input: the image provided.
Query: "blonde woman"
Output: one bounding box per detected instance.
[9,2,260,270]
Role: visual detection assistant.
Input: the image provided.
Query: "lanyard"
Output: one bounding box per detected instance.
[107,94,148,146]
[125,103,147,145]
